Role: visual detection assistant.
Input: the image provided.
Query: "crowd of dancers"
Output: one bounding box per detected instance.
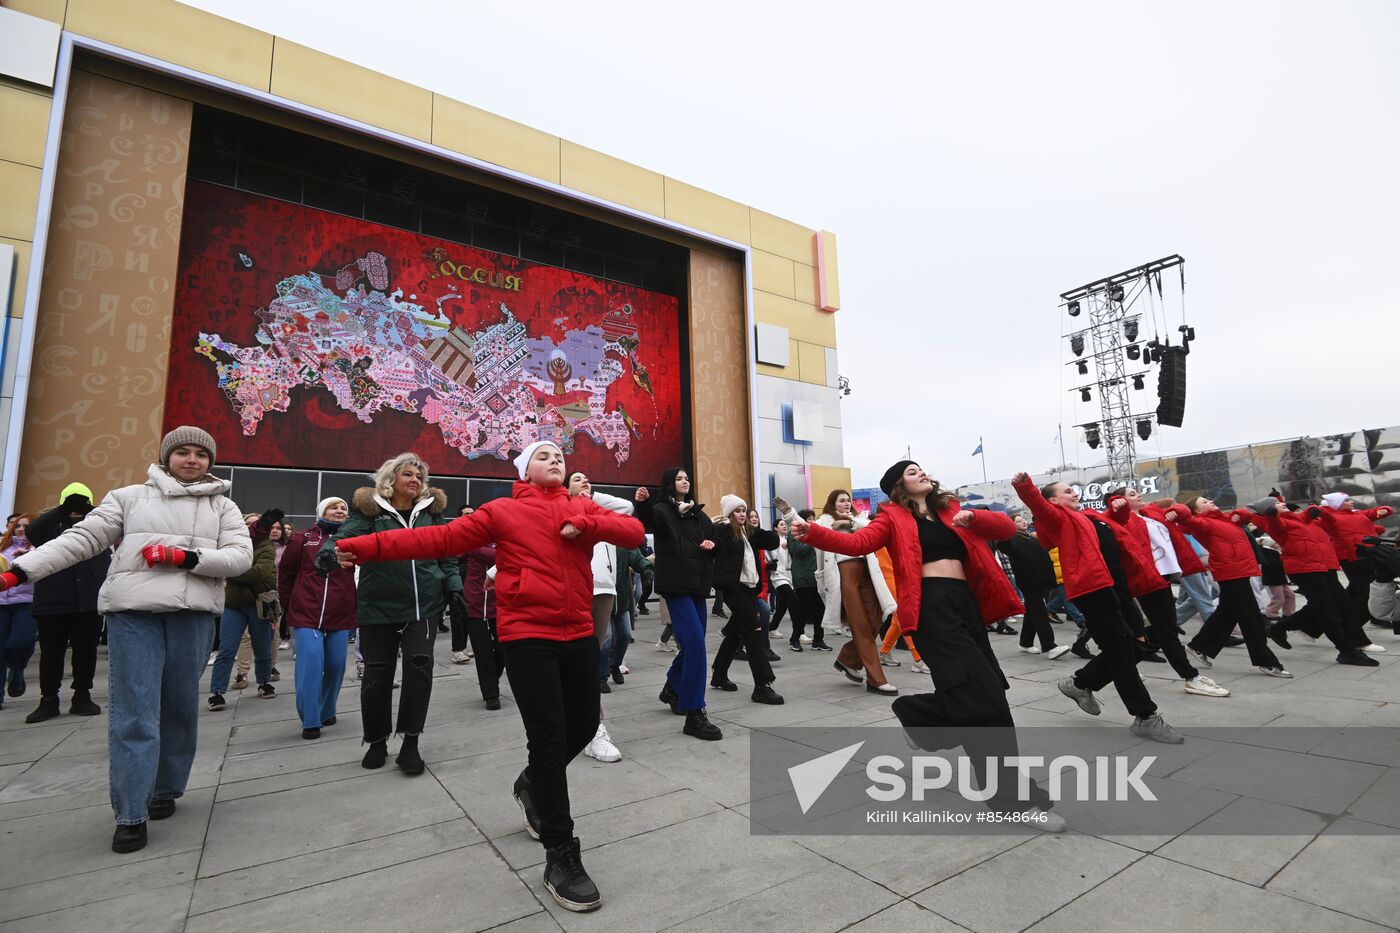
[0,423,1395,913]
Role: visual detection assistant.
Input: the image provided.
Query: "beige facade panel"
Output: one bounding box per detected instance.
[688,250,752,510]
[1,236,33,318]
[2,0,65,23]
[663,178,749,244]
[797,341,827,386]
[750,208,815,263]
[754,290,836,347]
[560,141,665,218]
[431,96,560,185]
[0,85,52,167]
[0,160,41,241]
[809,464,853,501]
[751,249,795,299]
[67,0,274,91]
[270,39,432,142]
[17,72,190,502]
[793,260,817,304]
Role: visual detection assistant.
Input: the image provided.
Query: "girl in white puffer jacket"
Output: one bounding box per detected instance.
[0,427,252,856]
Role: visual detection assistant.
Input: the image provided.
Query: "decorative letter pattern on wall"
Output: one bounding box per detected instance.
[688,250,751,510]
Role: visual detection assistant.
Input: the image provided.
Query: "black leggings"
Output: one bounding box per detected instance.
[770,583,794,630]
[789,586,825,645]
[713,585,776,686]
[468,617,504,701]
[503,637,600,849]
[1071,587,1157,718]
[1018,588,1056,651]
[1190,577,1281,667]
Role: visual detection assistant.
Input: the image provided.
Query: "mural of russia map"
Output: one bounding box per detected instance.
[164,182,684,484]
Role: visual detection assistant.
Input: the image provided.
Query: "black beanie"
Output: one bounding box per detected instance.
[880,460,917,497]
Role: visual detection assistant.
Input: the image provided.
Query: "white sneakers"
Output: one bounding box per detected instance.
[769,629,784,640]
[451,650,472,664]
[1184,675,1230,697]
[878,652,901,667]
[1361,643,1386,653]
[655,639,676,653]
[584,723,621,763]
[1046,645,1072,660]
[1258,665,1294,678]
[910,660,930,674]
[1018,645,1042,654]
[799,633,812,645]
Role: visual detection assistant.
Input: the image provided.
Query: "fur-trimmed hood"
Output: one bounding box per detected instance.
[351,486,448,518]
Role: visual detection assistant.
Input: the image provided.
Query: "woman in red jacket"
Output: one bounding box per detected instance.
[1012,473,1182,744]
[331,440,644,914]
[792,461,1061,827]
[1161,497,1290,678]
[279,497,358,739]
[1316,493,1395,634]
[1239,499,1377,666]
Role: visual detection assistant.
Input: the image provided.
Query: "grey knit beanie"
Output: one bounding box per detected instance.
[160,426,217,467]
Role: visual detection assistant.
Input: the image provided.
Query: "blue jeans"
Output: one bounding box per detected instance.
[1044,586,1085,628]
[107,610,214,825]
[663,594,708,712]
[1175,572,1217,626]
[210,606,272,693]
[0,603,38,698]
[599,609,633,679]
[292,627,349,730]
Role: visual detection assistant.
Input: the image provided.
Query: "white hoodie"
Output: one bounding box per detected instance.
[587,492,635,596]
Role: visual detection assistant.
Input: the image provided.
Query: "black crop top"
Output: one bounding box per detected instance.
[915,511,967,563]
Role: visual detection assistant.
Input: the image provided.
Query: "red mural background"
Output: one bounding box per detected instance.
[164,182,685,484]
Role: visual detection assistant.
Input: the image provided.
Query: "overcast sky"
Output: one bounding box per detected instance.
[185,0,1400,490]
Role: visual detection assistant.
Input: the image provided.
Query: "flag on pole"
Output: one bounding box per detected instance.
[971,442,983,456]
[1052,429,1061,446]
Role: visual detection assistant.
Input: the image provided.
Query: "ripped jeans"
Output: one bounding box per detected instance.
[359,618,437,743]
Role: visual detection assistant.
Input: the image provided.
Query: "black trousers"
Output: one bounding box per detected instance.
[897,579,1048,813]
[35,610,101,698]
[713,585,775,686]
[789,586,826,644]
[468,617,505,701]
[502,636,600,850]
[1138,587,1197,680]
[1286,572,1359,650]
[1072,587,1157,718]
[359,618,437,742]
[1018,588,1057,651]
[1191,577,1281,668]
[770,583,794,630]
[1342,559,1378,625]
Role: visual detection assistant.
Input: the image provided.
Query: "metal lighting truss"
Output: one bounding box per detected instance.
[1062,255,1185,483]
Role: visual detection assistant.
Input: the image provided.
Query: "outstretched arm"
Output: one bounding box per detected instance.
[1011,473,1063,539]
[573,499,645,549]
[336,508,497,565]
[798,510,893,557]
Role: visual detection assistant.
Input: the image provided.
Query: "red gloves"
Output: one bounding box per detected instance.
[142,544,189,568]
[0,571,20,592]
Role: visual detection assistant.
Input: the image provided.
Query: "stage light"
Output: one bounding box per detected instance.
[1085,424,1101,449]
[1126,345,1141,361]
[1067,301,1081,317]
[1076,360,1089,375]
[1132,374,1145,390]
[1124,319,1139,342]
[1108,285,1125,303]
[1180,325,1196,342]
[1080,387,1092,403]
[1070,335,1085,356]
[1137,420,1153,441]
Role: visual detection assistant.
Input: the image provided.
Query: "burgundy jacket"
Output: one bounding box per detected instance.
[278,525,357,631]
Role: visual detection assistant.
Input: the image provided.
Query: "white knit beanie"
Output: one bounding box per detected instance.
[514,440,563,480]
[1320,492,1348,510]
[316,497,347,518]
[720,494,747,519]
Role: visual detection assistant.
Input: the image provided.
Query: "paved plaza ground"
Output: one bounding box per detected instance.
[1,607,1398,932]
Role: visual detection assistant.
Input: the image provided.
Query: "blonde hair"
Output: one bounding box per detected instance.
[374,453,430,500]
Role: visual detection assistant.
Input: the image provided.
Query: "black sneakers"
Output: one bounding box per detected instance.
[514,770,542,839]
[302,727,321,740]
[709,675,738,692]
[683,709,722,741]
[362,741,388,770]
[752,684,784,705]
[485,696,502,711]
[25,697,60,724]
[1267,622,1292,651]
[70,692,101,716]
[1338,650,1380,667]
[148,798,176,820]
[543,837,601,912]
[112,822,147,853]
[396,736,425,775]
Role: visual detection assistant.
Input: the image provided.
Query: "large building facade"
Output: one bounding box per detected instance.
[0,1,850,524]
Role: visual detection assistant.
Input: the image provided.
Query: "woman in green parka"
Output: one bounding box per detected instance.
[318,453,463,775]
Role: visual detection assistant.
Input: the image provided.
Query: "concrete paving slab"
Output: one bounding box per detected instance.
[840,898,976,931]
[1267,818,1400,929]
[0,881,194,933]
[664,860,900,932]
[0,850,199,924]
[794,831,1026,898]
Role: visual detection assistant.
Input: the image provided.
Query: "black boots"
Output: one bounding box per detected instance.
[70,691,101,716]
[659,683,684,715]
[362,741,389,769]
[25,696,60,724]
[396,735,425,775]
[112,822,147,853]
[683,709,722,741]
[543,837,601,912]
[513,770,541,840]
[709,674,738,692]
[148,798,176,820]
[752,684,784,705]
